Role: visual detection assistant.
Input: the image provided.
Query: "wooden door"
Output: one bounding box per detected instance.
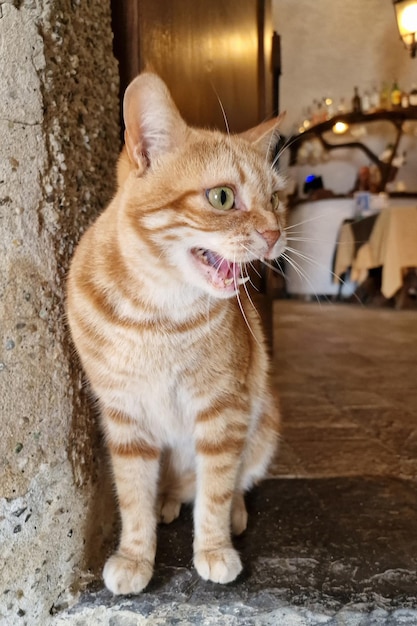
[111,0,272,132]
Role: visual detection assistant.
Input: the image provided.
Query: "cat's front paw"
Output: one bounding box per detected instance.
[103,553,153,595]
[194,547,242,584]
[157,496,181,524]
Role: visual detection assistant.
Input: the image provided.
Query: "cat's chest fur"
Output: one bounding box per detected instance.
[93,308,252,444]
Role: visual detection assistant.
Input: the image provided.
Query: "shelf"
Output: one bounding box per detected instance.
[301,107,417,134]
[289,108,417,192]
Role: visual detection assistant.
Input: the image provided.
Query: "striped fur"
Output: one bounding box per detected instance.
[66,73,286,594]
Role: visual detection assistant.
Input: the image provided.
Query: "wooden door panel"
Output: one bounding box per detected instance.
[112,0,272,132]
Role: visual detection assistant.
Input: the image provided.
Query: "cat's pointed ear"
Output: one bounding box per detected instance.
[123,73,188,174]
[239,112,286,157]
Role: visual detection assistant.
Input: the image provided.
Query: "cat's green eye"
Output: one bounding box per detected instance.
[206,187,235,211]
[271,192,280,212]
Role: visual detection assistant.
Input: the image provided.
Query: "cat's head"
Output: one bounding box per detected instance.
[119,72,287,300]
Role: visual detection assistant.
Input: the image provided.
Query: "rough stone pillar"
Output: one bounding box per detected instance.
[0,1,119,622]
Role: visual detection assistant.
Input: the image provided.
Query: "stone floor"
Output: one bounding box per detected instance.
[59,300,417,625]
[271,300,417,482]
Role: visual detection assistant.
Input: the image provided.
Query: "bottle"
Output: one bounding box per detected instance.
[338,97,347,113]
[401,90,409,108]
[311,99,319,124]
[409,84,417,106]
[362,90,371,113]
[315,100,324,124]
[380,82,389,109]
[391,80,402,108]
[324,97,334,120]
[352,86,362,113]
[370,85,380,111]
[301,106,312,131]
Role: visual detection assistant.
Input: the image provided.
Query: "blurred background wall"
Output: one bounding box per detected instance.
[273,0,417,194]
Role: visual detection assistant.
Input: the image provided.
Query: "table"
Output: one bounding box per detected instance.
[334,205,417,299]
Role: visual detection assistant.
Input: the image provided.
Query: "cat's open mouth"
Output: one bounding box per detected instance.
[191,248,246,292]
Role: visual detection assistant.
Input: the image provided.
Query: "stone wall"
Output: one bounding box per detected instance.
[0,0,119,622]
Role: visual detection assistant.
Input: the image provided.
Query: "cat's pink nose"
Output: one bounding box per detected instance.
[259,229,281,249]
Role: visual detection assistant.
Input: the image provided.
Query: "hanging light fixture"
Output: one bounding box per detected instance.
[393,0,417,57]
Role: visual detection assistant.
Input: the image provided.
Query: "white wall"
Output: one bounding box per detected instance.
[272,0,417,194]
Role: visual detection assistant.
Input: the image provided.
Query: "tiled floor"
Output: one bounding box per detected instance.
[61,300,417,625]
[270,300,417,481]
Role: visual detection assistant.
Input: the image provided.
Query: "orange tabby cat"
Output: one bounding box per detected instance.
[66,72,286,595]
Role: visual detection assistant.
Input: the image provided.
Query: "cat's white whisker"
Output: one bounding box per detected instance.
[284,213,330,231]
[248,276,260,292]
[239,245,265,291]
[238,260,257,292]
[233,257,254,325]
[234,271,261,348]
[238,244,263,281]
[267,257,286,280]
[265,128,280,168]
[286,235,340,245]
[285,244,333,271]
[211,84,230,136]
[250,246,320,302]
[248,262,262,280]
[270,134,302,170]
[281,228,307,238]
[242,278,261,320]
[280,252,323,305]
[284,245,363,305]
[240,242,280,289]
[275,259,287,280]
